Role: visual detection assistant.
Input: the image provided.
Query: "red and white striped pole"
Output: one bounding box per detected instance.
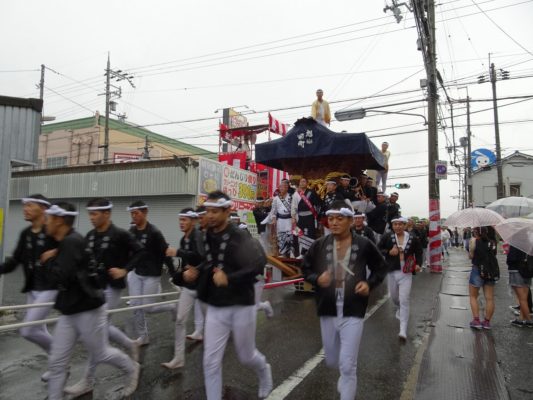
[429,199,442,273]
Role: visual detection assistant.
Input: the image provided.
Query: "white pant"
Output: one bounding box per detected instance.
[203,305,268,400]
[172,287,204,363]
[387,270,413,337]
[48,306,134,400]
[376,170,388,193]
[193,299,205,331]
[128,271,175,339]
[319,296,364,400]
[85,286,133,379]
[20,290,58,353]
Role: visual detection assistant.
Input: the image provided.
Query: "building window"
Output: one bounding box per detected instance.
[510,184,521,197]
[46,156,68,169]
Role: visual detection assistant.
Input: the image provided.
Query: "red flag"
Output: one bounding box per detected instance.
[268,113,290,136]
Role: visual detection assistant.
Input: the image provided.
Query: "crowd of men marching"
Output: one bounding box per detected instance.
[1,178,432,400]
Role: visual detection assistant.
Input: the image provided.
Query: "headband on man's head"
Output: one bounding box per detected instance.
[45,205,79,217]
[354,213,366,218]
[325,180,337,185]
[203,198,233,208]
[326,207,355,217]
[21,197,51,207]
[179,210,198,218]
[86,203,113,211]
[127,205,149,212]
[391,217,408,224]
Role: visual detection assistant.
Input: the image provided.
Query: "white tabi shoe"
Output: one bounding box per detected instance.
[186,331,204,341]
[64,377,95,398]
[161,357,184,369]
[258,363,273,399]
[122,362,140,397]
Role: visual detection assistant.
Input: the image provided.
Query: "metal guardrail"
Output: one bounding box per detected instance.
[0,278,305,333]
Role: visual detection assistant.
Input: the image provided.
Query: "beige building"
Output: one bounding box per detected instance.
[37,112,214,168]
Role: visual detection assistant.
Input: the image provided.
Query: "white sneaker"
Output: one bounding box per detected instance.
[258,363,273,399]
[161,357,184,369]
[122,362,140,397]
[64,377,95,397]
[40,370,51,382]
[261,301,274,319]
[136,335,150,346]
[186,331,204,341]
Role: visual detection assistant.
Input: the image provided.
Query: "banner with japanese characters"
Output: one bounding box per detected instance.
[198,158,257,210]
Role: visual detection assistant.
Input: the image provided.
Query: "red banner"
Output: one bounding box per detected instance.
[429,199,442,273]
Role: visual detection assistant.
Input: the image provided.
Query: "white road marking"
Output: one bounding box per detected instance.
[266,293,391,399]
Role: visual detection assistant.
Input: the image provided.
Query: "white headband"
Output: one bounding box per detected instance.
[45,205,79,216]
[196,210,207,215]
[203,198,233,208]
[230,215,240,220]
[86,203,113,211]
[354,213,366,218]
[21,197,51,207]
[127,205,148,212]
[179,211,198,218]
[326,207,355,217]
[326,180,337,185]
[391,217,408,223]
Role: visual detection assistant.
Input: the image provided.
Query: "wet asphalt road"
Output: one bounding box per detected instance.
[1,248,532,399]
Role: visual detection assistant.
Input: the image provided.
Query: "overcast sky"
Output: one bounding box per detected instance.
[1,0,532,218]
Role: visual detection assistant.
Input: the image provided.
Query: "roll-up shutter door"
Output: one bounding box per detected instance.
[140,195,196,248]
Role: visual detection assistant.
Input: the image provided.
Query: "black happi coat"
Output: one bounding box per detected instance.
[0,226,57,293]
[196,223,266,307]
[48,230,105,315]
[378,231,423,272]
[130,222,169,277]
[353,225,376,244]
[85,224,144,289]
[303,231,387,318]
[366,202,388,234]
[172,227,206,290]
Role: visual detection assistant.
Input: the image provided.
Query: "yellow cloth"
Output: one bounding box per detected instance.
[311,99,331,124]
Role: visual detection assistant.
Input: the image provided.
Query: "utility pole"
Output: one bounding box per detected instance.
[466,95,472,206]
[104,54,111,163]
[140,136,152,160]
[100,53,135,164]
[490,63,505,199]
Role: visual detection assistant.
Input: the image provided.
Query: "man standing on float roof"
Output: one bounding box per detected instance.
[311,88,331,126]
[184,190,273,400]
[303,200,387,400]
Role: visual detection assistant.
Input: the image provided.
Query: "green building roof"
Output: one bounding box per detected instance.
[42,116,216,159]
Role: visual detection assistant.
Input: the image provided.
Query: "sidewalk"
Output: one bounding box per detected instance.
[414,247,531,400]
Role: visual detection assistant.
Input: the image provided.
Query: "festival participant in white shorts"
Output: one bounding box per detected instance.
[185,191,273,400]
[162,208,206,369]
[0,194,57,382]
[127,200,176,345]
[378,217,423,341]
[64,197,143,398]
[303,201,387,400]
[41,202,139,400]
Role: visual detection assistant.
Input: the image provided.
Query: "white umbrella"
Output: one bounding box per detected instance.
[495,218,533,255]
[486,196,533,218]
[444,207,504,228]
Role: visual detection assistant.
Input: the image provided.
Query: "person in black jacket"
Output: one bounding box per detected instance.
[185,191,272,400]
[0,194,57,382]
[127,200,176,345]
[64,197,143,398]
[42,202,139,400]
[378,217,423,341]
[303,200,387,400]
[386,192,401,230]
[352,212,376,243]
[162,208,206,369]
[507,246,532,327]
[366,191,388,239]
[319,180,344,235]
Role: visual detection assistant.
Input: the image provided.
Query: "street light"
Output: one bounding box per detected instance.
[335,107,427,125]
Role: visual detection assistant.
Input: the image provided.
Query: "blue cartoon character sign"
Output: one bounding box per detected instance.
[471,148,496,171]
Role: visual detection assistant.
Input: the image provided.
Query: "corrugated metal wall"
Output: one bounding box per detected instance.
[9,164,199,200]
[5,195,195,254]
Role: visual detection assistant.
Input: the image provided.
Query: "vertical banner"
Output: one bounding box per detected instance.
[429,199,442,273]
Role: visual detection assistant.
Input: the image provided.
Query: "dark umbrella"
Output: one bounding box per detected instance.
[255,118,385,179]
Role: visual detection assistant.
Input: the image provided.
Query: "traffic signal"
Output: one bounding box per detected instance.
[394,183,411,189]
